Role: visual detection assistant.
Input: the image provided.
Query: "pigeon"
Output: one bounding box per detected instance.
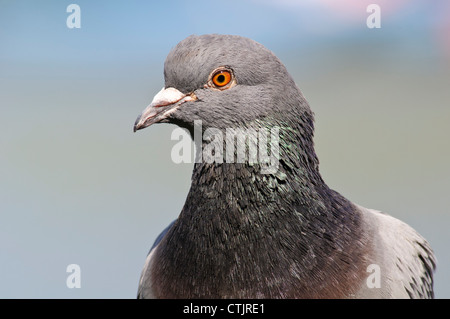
[133,34,436,299]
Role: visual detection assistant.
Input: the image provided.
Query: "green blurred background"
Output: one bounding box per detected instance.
[1,0,449,298]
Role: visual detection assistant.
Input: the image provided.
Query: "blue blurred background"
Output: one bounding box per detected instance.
[1,0,449,298]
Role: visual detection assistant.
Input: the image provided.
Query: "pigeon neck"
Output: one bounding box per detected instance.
[184,122,330,220]
[151,123,370,298]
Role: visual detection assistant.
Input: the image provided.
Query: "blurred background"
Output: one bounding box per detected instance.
[1,0,449,298]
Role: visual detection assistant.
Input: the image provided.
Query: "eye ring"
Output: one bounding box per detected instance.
[212,70,232,87]
[208,67,235,90]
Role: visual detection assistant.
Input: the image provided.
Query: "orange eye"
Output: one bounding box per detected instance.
[212,70,232,87]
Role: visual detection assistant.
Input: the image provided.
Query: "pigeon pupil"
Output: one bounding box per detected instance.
[217,75,225,83]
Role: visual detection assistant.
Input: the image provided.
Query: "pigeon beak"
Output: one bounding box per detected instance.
[134,87,196,132]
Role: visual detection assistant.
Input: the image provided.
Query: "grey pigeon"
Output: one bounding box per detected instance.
[133,34,436,299]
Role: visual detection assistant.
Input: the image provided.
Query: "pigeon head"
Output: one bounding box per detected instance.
[134,34,312,133]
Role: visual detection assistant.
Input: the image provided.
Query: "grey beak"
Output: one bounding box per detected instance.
[134,87,196,132]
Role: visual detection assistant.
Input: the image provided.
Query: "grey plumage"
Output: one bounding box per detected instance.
[133,34,436,299]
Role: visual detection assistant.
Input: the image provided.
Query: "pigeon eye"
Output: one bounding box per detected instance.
[212,70,232,87]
